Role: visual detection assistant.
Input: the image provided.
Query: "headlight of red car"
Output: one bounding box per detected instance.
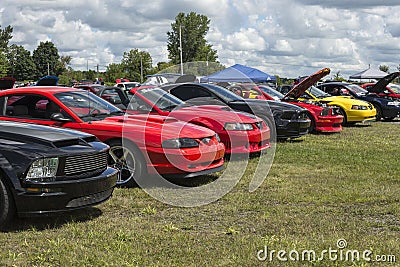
[162,138,199,148]
[224,123,254,131]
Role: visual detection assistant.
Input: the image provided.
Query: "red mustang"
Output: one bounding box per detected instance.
[97,85,271,155]
[0,87,225,187]
[228,68,343,133]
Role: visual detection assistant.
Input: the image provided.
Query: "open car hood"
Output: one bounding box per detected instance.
[0,77,16,90]
[367,72,400,94]
[282,68,330,100]
[36,75,59,86]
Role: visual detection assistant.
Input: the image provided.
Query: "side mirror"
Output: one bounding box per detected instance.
[50,113,71,122]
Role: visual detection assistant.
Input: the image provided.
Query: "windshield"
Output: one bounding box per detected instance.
[258,85,284,100]
[307,86,331,98]
[54,91,122,121]
[388,84,400,93]
[138,87,184,110]
[346,84,368,95]
[202,83,244,102]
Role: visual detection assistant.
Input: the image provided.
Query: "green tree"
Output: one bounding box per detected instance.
[121,49,152,82]
[379,64,389,73]
[0,25,13,76]
[0,52,8,76]
[0,25,13,50]
[32,41,64,78]
[105,63,125,83]
[6,44,36,81]
[333,71,346,81]
[167,12,218,68]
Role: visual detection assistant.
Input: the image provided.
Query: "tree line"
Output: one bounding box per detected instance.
[0,12,223,85]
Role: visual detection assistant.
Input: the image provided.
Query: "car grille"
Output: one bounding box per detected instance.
[281,110,297,120]
[63,152,108,177]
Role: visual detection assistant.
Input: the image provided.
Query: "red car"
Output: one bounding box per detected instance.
[228,68,343,133]
[97,86,271,154]
[360,72,400,99]
[0,87,225,187]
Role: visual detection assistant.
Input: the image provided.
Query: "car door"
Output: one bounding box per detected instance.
[0,93,82,131]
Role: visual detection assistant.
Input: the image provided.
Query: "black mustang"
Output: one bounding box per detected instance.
[0,121,118,230]
[161,82,311,140]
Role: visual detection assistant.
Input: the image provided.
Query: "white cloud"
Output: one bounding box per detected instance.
[1,0,400,77]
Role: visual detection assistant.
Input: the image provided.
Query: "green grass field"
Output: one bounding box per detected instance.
[1,121,399,266]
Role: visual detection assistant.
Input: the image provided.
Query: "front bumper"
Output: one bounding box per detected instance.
[315,115,343,132]
[15,167,118,216]
[145,141,225,176]
[276,119,310,139]
[346,109,376,123]
[220,128,271,154]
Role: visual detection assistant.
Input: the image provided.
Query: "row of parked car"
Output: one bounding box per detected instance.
[0,67,399,229]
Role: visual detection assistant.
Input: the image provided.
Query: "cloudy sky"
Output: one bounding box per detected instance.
[1,0,400,79]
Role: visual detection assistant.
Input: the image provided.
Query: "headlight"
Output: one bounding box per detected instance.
[162,138,199,148]
[387,101,400,106]
[351,105,368,110]
[224,123,254,131]
[26,157,59,182]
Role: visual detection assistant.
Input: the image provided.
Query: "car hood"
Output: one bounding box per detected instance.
[89,114,216,140]
[367,72,400,94]
[174,105,261,123]
[283,68,331,100]
[318,96,371,106]
[0,77,16,90]
[0,121,94,147]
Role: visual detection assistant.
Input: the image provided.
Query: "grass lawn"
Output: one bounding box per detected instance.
[1,121,399,266]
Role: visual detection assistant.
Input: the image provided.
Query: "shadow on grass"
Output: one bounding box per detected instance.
[165,174,219,187]
[344,123,373,128]
[4,207,103,233]
[277,138,305,143]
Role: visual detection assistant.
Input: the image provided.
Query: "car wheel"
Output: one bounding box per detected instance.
[373,105,382,121]
[338,108,348,125]
[0,178,15,231]
[383,116,396,121]
[306,113,315,133]
[107,140,144,187]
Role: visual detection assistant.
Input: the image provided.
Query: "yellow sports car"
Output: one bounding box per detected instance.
[298,86,376,125]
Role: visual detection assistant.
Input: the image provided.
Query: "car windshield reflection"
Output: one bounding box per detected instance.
[54,91,122,121]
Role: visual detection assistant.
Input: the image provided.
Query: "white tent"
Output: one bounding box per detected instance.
[349,67,388,79]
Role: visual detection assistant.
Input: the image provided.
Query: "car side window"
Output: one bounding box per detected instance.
[127,94,152,112]
[3,94,72,120]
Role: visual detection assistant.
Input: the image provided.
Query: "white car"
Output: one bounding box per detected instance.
[114,81,141,91]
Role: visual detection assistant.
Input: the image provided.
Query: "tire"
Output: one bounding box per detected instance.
[383,116,396,121]
[374,105,382,121]
[338,108,348,126]
[107,139,145,187]
[0,178,15,231]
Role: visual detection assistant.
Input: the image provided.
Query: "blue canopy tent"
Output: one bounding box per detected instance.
[200,64,276,83]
